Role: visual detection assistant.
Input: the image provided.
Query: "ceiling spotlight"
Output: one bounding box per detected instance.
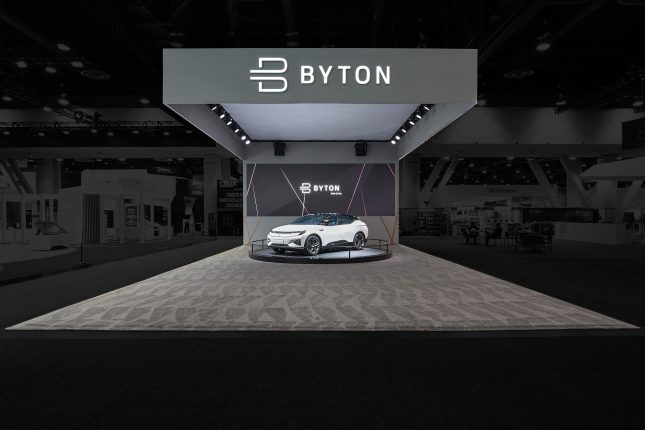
[506,163,512,167]
[43,106,52,112]
[44,66,57,74]
[536,41,551,52]
[107,131,114,136]
[504,68,534,80]
[468,163,475,168]
[90,128,98,134]
[245,140,251,145]
[415,114,422,119]
[16,60,27,69]
[118,157,126,161]
[2,95,12,102]
[62,130,70,135]
[185,129,193,134]
[2,130,10,135]
[57,95,70,106]
[211,106,217,111]
[219,113,226,119]
[56,42,71,52]
[163,131,170,136]
[226,120,232,125]
[132,130,139,135]
[401,128,407,133]
[139,97,150,105]
[408,120,415,126]
[515,170,520,174]
[482,170,487,174]
[241,135,247,140]
[395,135,401,140]
[506,156,515,161]
[391,140,396,144]
[423,105,430,111]
[234,128,240,133]
[169,41,183,48]
[70,60,84,68]
[37,132,45,137]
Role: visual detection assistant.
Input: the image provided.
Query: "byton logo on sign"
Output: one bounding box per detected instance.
[250,57,392,93]
[249,57,288,93]
[300,182,342,196]
[299,182,311,194]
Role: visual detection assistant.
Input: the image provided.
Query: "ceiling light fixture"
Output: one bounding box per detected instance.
[16,60,27,69]
[395,135,401,140]
[70,60,84,68]
[2,95,12,102]
[139,97,150,105]
[56,42,71,52]
[391,140,396,144]
[408,120,415,126]
[44,66,57,74]
[226,120,232,125]
[536,41,551,52]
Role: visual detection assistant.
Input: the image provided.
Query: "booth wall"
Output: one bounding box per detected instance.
[243,141,399,244]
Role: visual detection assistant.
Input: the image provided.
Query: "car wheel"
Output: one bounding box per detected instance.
[353,232,366,249]
[304,235,321,256]
[272,247,285,255]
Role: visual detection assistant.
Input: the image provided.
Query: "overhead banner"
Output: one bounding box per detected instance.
[163,48,477,104]
[246,163,395,216]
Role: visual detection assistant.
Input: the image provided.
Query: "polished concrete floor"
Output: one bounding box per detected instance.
[10,245,632,331]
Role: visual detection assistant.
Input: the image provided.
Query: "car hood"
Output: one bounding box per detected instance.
[271,224,311,233]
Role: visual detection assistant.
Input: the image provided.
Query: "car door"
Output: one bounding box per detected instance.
[338,215,355,243]
[320,215,341,245]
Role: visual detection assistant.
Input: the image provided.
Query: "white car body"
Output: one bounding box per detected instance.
[267,213,368,256]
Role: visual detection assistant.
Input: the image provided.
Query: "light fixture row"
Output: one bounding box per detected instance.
[209,104,251,144]
[389,104,432,145]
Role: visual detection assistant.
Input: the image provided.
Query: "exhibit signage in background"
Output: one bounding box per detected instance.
[217,180,243,211]
[163,48,477,104]
[622,117,645,150]
[246,164,395,217]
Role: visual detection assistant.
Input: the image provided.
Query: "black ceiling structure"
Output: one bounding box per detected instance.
[0,0,643,115]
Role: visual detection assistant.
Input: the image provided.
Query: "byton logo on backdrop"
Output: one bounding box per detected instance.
[300,182,342,196]
[250,57,391,93]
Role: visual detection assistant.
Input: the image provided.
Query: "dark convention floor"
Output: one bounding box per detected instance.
[1,237,644,429]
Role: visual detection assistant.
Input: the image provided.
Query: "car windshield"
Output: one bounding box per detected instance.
[291,214,329,225]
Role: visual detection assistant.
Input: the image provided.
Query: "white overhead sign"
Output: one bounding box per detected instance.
[163,48,477,104]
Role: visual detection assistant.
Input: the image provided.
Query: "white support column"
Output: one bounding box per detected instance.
[618,180,643,222]
[526,158,562,208]
[559,156,594,208]
[418,158,446,207]
[428,158,459,207]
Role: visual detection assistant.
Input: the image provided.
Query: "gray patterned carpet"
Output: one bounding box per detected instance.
[9,245,634,331]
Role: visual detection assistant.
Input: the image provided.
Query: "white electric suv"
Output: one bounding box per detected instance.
[267,213,368,256]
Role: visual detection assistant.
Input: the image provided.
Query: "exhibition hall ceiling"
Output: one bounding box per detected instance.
[221,103,418,141]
